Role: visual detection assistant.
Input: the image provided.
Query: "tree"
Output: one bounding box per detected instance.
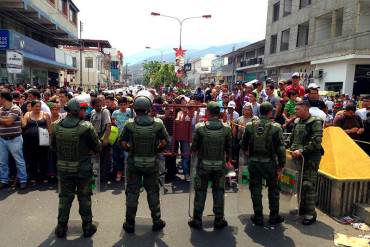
[143,61,178,89]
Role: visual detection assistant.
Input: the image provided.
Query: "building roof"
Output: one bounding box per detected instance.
[80,39,112,48]
[63,39,112,48]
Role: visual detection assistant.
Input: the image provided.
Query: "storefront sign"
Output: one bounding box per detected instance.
[0,30,9,49]
[6,50,23,74]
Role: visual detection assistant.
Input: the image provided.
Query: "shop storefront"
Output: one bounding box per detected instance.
[0,29,74,85]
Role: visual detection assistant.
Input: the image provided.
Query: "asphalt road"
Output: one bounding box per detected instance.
[0,180,358,247]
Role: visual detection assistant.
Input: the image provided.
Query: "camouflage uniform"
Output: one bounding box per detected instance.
[189,101,232,229]
[290,115,323,223]
[241,102,286,225]
[50,98,101,238]
[120,92,169,233]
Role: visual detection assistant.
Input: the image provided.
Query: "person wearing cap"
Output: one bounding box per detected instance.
[286,73,305,97]
[226,101,239,123]
[290,100,323,225]
[306,83,326,111]
[241,102,286,226]
[51,98,101,238]
[188,101,232,230]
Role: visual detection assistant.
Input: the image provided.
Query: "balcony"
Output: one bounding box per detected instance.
[0,0,79,41]
[236,57,264,71]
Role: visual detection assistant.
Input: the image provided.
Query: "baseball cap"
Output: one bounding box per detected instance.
[292,72,300,78]
[227,101,236,109]
[308,83,320,89]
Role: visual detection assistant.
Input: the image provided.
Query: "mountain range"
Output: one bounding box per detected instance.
[126,41,249,66]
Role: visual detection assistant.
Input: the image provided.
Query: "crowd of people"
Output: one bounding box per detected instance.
[0,71,369,190]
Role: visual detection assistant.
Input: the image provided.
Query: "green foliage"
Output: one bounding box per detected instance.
[143,61,178,88]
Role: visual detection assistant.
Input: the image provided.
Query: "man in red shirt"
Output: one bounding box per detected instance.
[286,72,305,97]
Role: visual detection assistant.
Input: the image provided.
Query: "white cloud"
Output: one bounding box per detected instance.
[73,0,268,56]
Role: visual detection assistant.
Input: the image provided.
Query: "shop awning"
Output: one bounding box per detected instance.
[23,51,76,70]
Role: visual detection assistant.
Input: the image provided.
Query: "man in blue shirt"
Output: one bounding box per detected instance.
[112,97,132,181]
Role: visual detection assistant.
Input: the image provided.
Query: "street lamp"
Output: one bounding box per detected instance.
[150,12,211,49]
[145,46,165,62]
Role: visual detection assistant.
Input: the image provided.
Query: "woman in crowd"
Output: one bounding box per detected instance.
[22,100,51,183]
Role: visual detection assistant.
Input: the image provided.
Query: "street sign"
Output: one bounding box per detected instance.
[6,50,23,74]
[0,30,9,50]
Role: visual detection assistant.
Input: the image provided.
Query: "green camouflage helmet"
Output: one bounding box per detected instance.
[66,98,88,114]
[207,101,221,115]
[133,96,152,112]
[259,102,273,116]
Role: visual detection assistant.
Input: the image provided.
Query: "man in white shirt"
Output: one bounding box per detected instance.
[27,89,51,115]
[356,96,370,121]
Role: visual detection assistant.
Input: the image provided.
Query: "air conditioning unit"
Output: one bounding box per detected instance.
[314,69,324,79]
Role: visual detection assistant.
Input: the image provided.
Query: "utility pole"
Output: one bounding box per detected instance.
[79,21,83,88]
[125,63,129,85]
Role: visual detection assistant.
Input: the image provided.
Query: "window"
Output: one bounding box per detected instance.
[299,0,311,9]
[58,0,67,15]
[335,8,343,37]
[85,57,94,69]
[69,8,77,24]
[257,47,265,56]
[297,21,309,47]
[270,34,278,54]
[315,13,331,42]
[72,57,77,68]
[273,2,280,22]
[325,82,343,92]
[280,29,290,51]
[284,0,292,16]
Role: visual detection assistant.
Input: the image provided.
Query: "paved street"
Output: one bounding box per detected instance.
[0,180,358,247]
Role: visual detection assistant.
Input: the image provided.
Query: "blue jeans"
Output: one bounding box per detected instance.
[112,141,125,173]
[178,141,190,176]
[0,136,28,184]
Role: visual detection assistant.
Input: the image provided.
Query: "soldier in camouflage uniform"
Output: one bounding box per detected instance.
[51,98,101,238]
[188,101,232,230]
[290,100,323,225]
[119,91,169,233]
[241,102,286,226]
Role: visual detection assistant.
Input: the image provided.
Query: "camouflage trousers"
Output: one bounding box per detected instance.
[300,157,320,217]
[193,168,225,219]
[248,161,280,215]
[125,165,161,224]
[58,175,93,224]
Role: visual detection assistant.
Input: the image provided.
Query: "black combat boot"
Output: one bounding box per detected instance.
[250,212,264,226]
[82,221,97,238]
[54,222,68,238]
[269,213,285,225]
[188,215,203,230]
[152,219,166,232]
[122,220,135,233]
[302,215,316,225]
[214,217,228,229]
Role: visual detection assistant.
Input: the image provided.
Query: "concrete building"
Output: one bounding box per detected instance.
[0,0,79,86]
[60,39,112,91]
[264,0,370,95]
[186,54,216,86]
[221,40,266,84]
